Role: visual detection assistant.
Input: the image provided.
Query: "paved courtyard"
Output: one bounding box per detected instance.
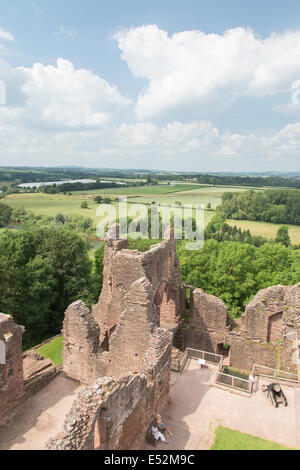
[145,359,300,450]
[1,361,299,450]
[0,375,80,450]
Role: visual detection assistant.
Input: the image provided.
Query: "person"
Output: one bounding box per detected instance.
[151,424,168,444]
[156,414,173,438]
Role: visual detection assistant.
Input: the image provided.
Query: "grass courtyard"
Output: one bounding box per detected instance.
[36,336,63,367]
[211,426,294,450]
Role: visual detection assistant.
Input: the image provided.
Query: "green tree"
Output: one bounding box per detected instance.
[54,213,67,225]
[81,201,89,209]
[0,203,12,227]
[0,227,93,347]
[275,226,291,247]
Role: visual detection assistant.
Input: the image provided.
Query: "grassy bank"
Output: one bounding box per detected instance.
[211,426,294,450]
[36,336,63,367]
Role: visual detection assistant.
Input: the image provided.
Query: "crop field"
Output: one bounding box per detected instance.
[227,219,300,245]
[4,192,215,226]
[3,183,300,244]
[128,195,221,209]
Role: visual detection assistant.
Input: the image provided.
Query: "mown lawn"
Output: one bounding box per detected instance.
[211,426,294,450]
[36,335,63,367]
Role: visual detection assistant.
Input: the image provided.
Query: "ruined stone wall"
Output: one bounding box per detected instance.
[63,230,179,385]
[242,284,300,341]
[63,300,105,383]
[23,350,62,399]
[46,369,170,450]
[92,231,182,346]
[175,283,300,373]
[192,288,230,332]
[63,277,173,383]
[0,314,24,421]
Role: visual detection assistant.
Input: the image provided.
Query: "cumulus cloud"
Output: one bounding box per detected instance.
[115,25,300,120]
[1,111,298,170]
[0,24,299,171]
[15,58,131,130]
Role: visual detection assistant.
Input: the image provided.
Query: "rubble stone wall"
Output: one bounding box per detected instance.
[63,232,178,384]
[0,314,24,421]
[46,370,169,450]
[175,283,300,373]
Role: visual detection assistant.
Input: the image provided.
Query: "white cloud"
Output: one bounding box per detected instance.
[16,58,131,130]
[0,41,299,171]
[0,28,14,43]
[115,25,300,120]
[2,117,298,170]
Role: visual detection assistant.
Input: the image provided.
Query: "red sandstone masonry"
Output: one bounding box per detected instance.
[46,371,169,450]
[0,314,24,421]
[63,228,179,384]
[175,283,300,373]
[1,225,299,445]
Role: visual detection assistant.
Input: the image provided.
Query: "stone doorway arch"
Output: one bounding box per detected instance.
[154,280,177,323]
[267,312,283,343]
[93,410,107,450]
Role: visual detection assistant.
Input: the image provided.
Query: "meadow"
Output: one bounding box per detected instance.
[3,183,300,244]
[226,219,300,245]
[71,183,206,195]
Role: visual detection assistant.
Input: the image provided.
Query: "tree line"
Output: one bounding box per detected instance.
[218,189,300,225]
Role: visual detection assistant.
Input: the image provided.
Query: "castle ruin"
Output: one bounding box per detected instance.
[0,227,299,449]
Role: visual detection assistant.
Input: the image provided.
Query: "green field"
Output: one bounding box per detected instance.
[211,426,294,450]
[129,195,221,209]
[227,219,300,245]
[71,183,205,195]
[5,193,101,222]
[4,192,215,227]
[3,183,300,244]
[36,335,63,367]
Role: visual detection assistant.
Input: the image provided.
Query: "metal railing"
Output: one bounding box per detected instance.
[216,370,252,394]
[175,347,223,373]
[186,348,223,367]
[176,347,253,394]
[179,349,188,372]
[252,363,298,384]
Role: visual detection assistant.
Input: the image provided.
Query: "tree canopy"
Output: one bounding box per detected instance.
[0,227,96,348]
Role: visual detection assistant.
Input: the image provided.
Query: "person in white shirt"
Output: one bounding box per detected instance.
[151,424,168,444]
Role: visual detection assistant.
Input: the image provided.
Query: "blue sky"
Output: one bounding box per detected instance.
[0,0,300,171]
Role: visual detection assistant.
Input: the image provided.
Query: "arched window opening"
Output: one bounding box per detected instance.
[267,312,283,343]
